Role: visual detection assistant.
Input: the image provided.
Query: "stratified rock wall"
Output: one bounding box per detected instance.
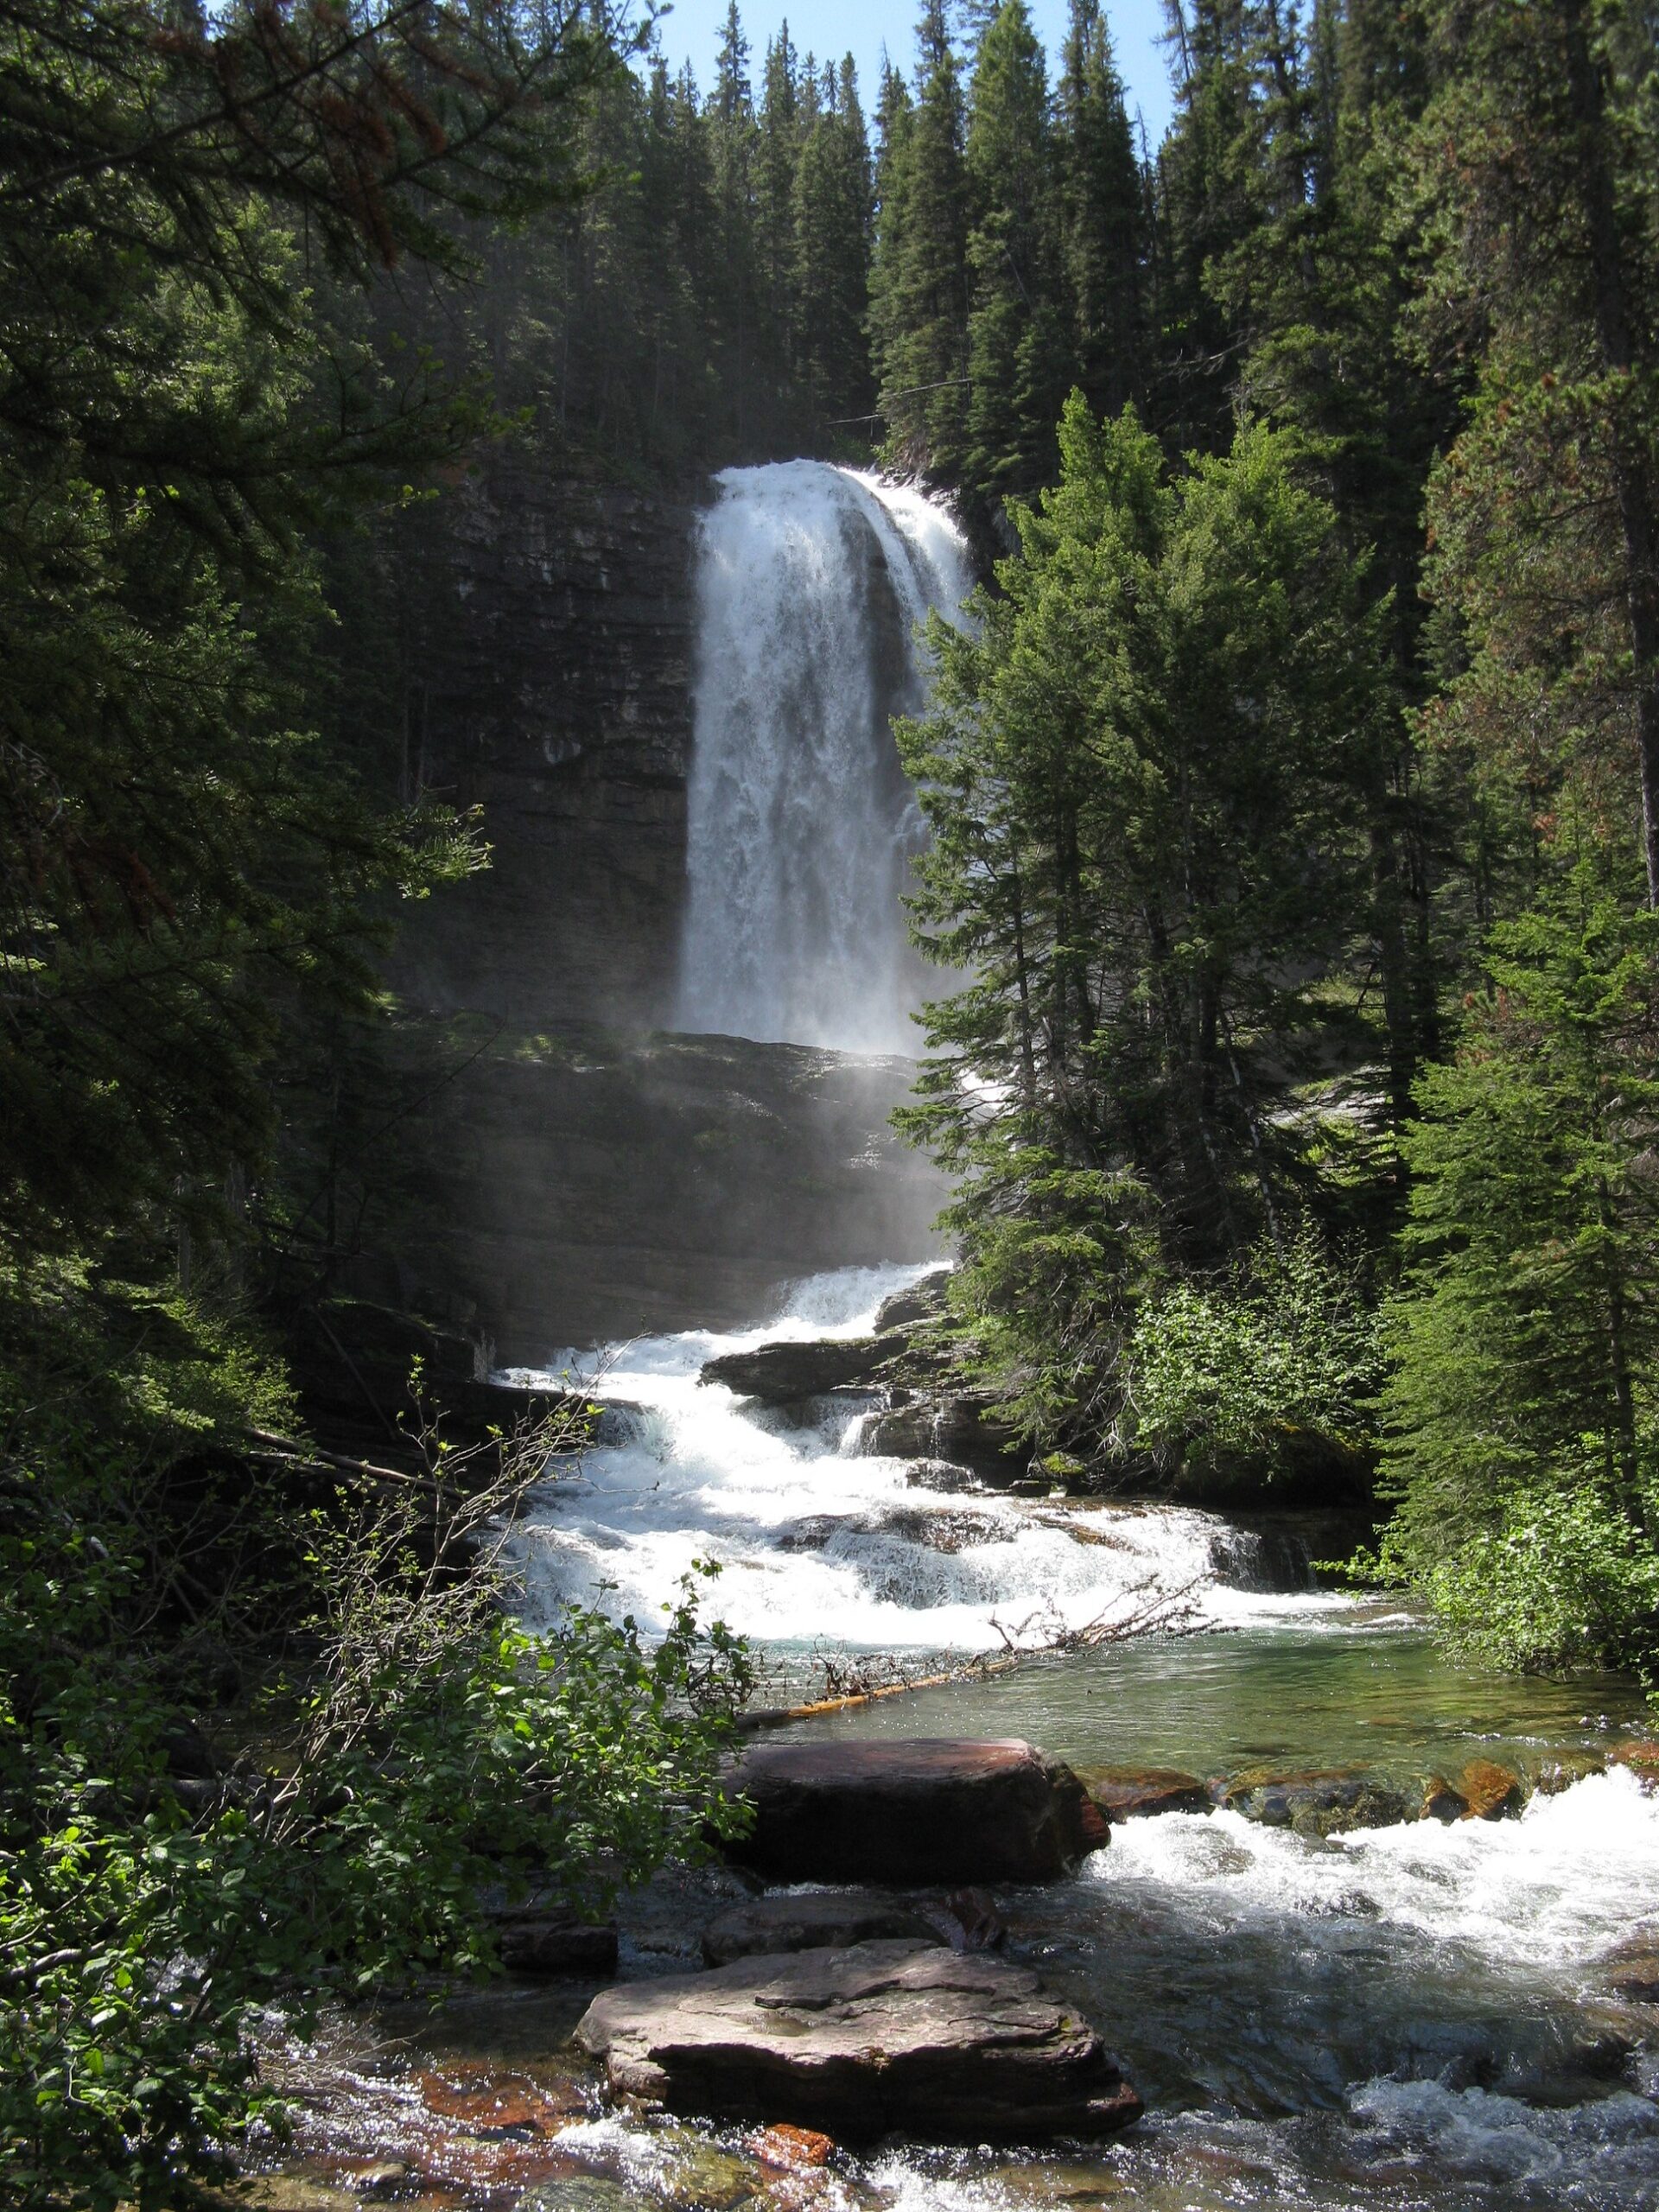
[392,466,700,1025]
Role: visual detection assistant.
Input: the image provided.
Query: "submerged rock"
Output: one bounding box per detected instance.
[1455,1758,1526,1820]
[1082,1768,1212,1821]
[927,1885,1007,1952]
[902,1458,987,1493]
[1420,1777,1466,1823]
[774,1507,1005,1556]
[727,1738,1107,1885]
[493,1910,619,1977]
[1213,1770,1413,1835]
[575,1939,1144,2139]
[702,1891,942,1966]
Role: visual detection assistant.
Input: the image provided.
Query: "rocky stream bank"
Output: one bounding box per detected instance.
[251,1728,1659,2212]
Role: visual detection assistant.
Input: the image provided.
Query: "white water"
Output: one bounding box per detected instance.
[505,1262,1343,1656]
[675,462,973,1056]
[1091,1764,1659,1977]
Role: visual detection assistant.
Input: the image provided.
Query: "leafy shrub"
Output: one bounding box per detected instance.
[1410,1471,1659,1674]
[0,1259,751,2209]
[1123,1224,1386,1486]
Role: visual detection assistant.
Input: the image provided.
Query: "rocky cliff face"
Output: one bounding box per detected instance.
[387,1019,946,1357]
[392,466,700,1025]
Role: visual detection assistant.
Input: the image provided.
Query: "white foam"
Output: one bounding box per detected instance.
[1350,2075,1659,2185]
[1090,1765,1659,1974]
[506,1264,1348,1649]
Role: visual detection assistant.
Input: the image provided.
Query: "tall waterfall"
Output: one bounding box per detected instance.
[675,461,972,1055]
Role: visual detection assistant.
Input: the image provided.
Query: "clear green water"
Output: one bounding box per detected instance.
[270,1612,1659,2212]
[772,1602,1651,1790]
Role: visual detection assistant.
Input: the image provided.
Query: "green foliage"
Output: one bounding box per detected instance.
[1409,1475,1659,1675]
[1126,1224,1386,1486]
[897,397,1390,1443]
[1376,881,1659,1666]
[0,1258,751,2210]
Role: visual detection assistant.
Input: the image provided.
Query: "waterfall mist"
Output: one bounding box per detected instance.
[676,461,972,1055]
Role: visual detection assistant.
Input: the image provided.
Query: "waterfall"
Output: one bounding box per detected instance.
[675,461,973,1056]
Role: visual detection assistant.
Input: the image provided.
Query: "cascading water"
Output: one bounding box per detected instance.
[279,1268,1659,2209]
[675,462,972,1055]
[505,1263,1332,1665]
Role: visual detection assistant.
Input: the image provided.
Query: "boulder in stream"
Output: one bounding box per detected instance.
[1455,1758,1526,1820]
[700,1337,893,1402]
[726,1739,1108,1885]
[702,1890,942,1966]
[575,1938,1144,2140]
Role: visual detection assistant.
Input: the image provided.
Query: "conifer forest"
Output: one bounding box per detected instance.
[7,0,1659,2204]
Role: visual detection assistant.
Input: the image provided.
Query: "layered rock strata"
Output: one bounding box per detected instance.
[576,1940,1143,2139]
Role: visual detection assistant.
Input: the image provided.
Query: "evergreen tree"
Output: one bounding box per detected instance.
[792,60,876,434]
[1411,0,1659,907]
[875,0,972,476]
[1055,0,1149,417]
[755,20,806,404]
[868,55,918,448]
[963,0,1071,501]
[709,1,764,448]
[1378,883,1659,1669]
[1151,0,1261,447]
[896,395,1391,1440]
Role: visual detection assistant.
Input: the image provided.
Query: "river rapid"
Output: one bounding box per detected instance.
[268,1264,1659,2212]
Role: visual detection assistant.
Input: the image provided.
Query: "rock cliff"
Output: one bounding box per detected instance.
[387,1018,946,1359]
[391,465,700,1026]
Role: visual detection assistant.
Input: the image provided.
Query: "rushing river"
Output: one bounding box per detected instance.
[268,1264,1659,2211]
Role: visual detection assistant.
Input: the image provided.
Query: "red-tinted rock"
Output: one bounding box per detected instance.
[1082,1768,1211,1821]
[1457,1758,1525,1820]
[751,2125,837,2170]
[1611,1741,1659,1789]
[727,1739,1105,1885]
[576,1939,1143,2140]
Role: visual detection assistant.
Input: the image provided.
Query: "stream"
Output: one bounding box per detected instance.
[264,1264,1659,2212]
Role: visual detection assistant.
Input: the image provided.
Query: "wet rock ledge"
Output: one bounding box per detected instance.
[577,1941,1142,2140]
[576,1737,1137,2143]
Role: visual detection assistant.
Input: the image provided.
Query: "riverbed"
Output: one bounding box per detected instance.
[260,1267,1659,2212]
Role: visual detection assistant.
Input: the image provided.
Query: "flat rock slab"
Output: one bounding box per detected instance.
[702,1891,942,1966]
[576,1939,1143,2139]
[728,1738,1106,1885]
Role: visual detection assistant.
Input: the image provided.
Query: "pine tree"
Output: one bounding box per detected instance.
[1055,0,1148,418]
[792,60,876,435]
[1378,883,1659,1669]
[868,55,918,448]
[1412,0,1659,907]
[874,0,972,476]
[709,1,764,448]
[755,21,806,408]
[1151,0,1261,447]
[895,395,1391,1437]
[963,0,1071,502]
